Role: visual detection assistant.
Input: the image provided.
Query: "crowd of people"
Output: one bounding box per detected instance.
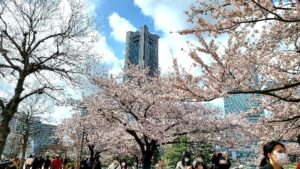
[23,154,70,169]
[170,140,299,169]
[1,140,299,169]
[173,151,230,169]
[80,157,129,169]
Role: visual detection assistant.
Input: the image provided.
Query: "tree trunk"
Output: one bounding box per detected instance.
[21,130,29,169]
[142,153,152,169]
[0,115,12,157]
[142,143,157,169]
[0,75,26,157]
[88,144,95,169]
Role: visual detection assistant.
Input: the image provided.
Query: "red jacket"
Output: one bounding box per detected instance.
[50,157,62,169]
[296,162,300,169]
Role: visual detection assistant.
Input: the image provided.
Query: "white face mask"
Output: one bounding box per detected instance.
[276,153,288,166]
[121,162,126,167]
[184,158,189,163]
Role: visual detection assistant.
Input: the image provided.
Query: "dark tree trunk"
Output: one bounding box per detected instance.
[0,112,12,157]
[88,144,95,169]
[142,153,152,169]
[142,143,157,169]
[0,75,26,157]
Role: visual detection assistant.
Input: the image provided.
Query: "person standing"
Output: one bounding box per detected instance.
[50,155,62,169]
[31,157,39,169]
[119,159,127,169]
[24,155,34,169]
[8,158,19,169]
[176,151,192,169]
[63,158,71,169]
[155,159,166,169]
[44,156,51,169]
[80,158,89,169]
[296,161,300,169]
[107,157,120,169]
[211,153,219,169]
[192,154,208,169]
[260,141,288,169]
[38,156,44,169]
[217,152,231,169]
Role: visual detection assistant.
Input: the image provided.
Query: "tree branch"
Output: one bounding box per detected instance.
[251,0,300,23]
[268,115,300,123]
[19,85,60,102]
[175,124,238,136]
[228,81,300,102]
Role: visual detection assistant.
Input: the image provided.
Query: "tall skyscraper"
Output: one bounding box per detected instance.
[125,25,159,75]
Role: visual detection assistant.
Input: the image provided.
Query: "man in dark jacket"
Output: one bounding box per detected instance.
[44,156,51,169]
[80,158,88,169]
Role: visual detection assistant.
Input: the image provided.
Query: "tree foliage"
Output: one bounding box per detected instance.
[175,0,300,143]
[0,0,98,156]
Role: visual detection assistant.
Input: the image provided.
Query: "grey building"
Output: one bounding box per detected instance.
[3,116,57,157]
[224,94,263,121]
[31,122,57,155]
[125,25,159,75]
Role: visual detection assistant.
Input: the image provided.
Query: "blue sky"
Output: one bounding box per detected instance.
[91,0,161,60]
[50,0,225,122]
[86,0,202,74]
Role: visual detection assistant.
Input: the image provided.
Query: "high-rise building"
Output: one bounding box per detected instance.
[30,122,57,155]
[125,25,159,75]
[3,116,57,157]
[224,94,262,121]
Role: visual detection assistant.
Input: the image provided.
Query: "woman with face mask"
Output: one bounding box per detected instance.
[119,159,127,169]
[192,154,208,169]
[260,141,289,169]
[176,151,192,169]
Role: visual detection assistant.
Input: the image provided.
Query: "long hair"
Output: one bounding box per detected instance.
[259,141,285,167]
[181,151,191,166]
[120,159,127,169]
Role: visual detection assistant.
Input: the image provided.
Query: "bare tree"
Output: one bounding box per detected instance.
[0,0,97,156]
[14,95,52,168]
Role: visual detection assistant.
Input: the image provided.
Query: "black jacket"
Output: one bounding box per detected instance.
[260,163,283,169]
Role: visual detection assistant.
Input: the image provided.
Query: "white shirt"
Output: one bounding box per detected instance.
[176,161,189,169]
[108,163,121,169]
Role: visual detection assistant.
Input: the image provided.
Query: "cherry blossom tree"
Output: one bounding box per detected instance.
[0,0,98,156]
[174,0,300,144]
[74,67,243,169]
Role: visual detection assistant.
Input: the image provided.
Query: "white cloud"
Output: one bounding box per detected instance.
[108,12,137,42]
[134,0,195,32]
[134,0,224,109]
[133,0,199,72]
[92,32,124,74]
